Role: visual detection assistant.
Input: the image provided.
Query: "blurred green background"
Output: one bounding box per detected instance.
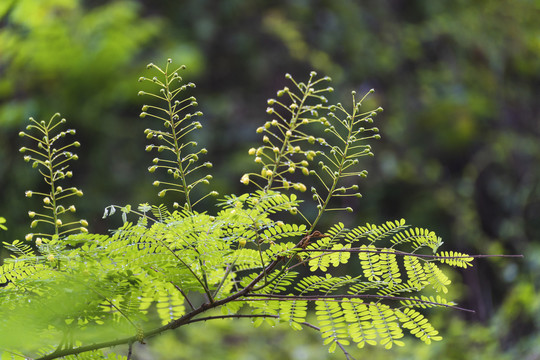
[1,0,539,358]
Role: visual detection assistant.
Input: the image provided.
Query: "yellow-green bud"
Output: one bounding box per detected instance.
[248,148,256,155]
[240,174,250,185]
[25,233,33,241]
[47,254,55,261]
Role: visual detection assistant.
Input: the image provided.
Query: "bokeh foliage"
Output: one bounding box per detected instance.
[1,0,539,358]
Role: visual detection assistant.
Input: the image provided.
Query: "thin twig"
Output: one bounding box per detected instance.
[295,247,524,259]
[172,282,196,311]
[336,341,357,360]
[241,293,475,313]
[287,248,523,271]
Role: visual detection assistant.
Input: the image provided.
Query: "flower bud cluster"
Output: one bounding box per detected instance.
[243,72,335,194]
[138,60,214,210]
[20,113,88,240]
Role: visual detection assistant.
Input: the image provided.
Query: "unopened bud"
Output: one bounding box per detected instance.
[240,174,250,185]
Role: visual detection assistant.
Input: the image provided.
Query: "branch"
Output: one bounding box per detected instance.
[296,247,524,259]
[186,314,280,324]
[241,293,475,313]
[285,248,523,271]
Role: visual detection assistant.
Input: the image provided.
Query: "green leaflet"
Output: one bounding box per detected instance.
[396,308,442,344]
[359,244,383,281]
[435,251,474,268]
[308,243,351,272]
[279,299,308,331]
[391,226,444,253]
[315,300,350,351]
[154,283,185,326]
[342,299,377,348]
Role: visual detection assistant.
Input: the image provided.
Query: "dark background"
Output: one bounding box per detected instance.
[1,0,539,358]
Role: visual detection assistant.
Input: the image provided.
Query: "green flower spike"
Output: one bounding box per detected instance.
[138,60,214,210]
[18,113,87,240]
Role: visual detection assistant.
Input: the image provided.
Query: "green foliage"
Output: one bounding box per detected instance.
[0,61,481,359]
